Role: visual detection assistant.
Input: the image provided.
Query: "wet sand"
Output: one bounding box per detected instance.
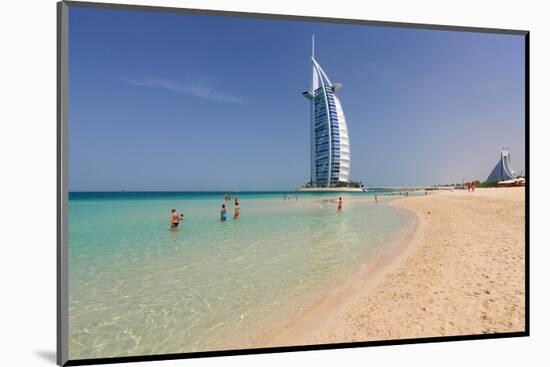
[270,187,526,346]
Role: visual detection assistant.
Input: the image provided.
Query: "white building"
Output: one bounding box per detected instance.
[302,36,350,187]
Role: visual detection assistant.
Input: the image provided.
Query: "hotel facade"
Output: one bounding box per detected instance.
[302,38,351,188]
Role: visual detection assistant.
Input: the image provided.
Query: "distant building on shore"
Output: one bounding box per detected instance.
[487,148,519,182]
[302,36,351,188]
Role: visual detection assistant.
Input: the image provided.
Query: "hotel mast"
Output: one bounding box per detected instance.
[302,36,350,188]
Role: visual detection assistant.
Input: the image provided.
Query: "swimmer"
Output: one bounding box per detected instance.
[234,202,240,220]
[221,204,227,222]
[170,208,179,229]
[337,197,343,212]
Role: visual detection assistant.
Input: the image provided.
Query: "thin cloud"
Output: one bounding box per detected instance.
[122,77,244,103]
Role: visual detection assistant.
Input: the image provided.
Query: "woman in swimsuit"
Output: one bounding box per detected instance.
[234,202,240,220]
[337,197,343,212]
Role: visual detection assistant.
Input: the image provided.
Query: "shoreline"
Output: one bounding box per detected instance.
[258,197,422,347]
[261,187,525,347]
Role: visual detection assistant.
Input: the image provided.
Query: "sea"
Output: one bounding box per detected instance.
[68,191,409,359]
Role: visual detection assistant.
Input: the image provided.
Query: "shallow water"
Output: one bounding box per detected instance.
[68,192,406,359]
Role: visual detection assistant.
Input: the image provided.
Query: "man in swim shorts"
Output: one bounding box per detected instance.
[170,208,180,229]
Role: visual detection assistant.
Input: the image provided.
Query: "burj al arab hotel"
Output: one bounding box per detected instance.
[301,36,357,191]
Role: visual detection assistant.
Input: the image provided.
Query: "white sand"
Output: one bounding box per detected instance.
[270,187,526,345]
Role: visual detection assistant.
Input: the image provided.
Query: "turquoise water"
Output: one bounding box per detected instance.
[68,192,407,359]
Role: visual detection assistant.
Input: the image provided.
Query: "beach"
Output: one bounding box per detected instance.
[271,187,526,345]
[67,188,525,358]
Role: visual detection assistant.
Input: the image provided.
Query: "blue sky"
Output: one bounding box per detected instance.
[68,7,525,191]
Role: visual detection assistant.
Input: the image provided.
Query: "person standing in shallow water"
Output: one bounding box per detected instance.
[220,204,228,222]
[170,208,180,229]
[234,202,240,220]
[337,197,343,212]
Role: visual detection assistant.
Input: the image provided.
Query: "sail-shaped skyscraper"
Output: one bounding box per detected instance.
[486,149,519,182]
[302,36,351,188]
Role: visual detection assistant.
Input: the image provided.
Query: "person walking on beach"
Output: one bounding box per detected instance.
[233,202,240,220]
[221,204,228,222]
[375,195,378,203]
[337,197,343,212]
[170,208,180,229]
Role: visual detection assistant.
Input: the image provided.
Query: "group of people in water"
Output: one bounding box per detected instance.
[169,190,439,228]
[283,193,298,201]
[170,194,240,229]
[170,193,351,229]
[221,193,239,222]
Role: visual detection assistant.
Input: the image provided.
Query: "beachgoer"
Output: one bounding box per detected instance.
[375,195,378,203]
[221,204,227,222]
[234,202,240,220]
[337,197,343,212]
[234,195,239,205]
[170,208,179,229]
[472,182,476,192]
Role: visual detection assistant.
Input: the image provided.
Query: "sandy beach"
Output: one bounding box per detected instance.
[271,187,526,346]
